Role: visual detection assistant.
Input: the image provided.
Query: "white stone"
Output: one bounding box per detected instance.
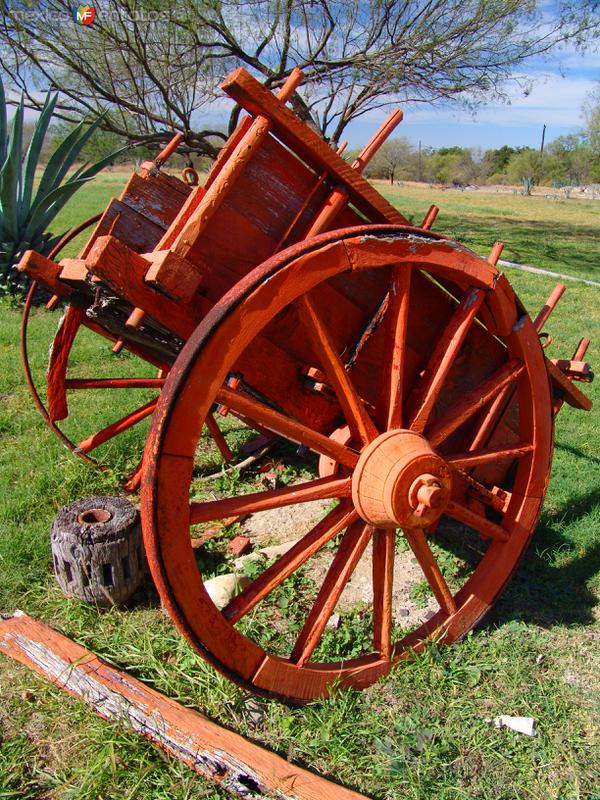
[203,573,251,610]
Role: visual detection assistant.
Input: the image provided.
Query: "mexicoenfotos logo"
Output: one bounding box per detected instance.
[72,4,95,25]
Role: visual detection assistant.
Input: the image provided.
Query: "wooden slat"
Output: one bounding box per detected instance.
[298,292,378,445]
[403,528,457,615]
[85,235,204,339]
[190,475,351,525]
[372,528,395,659]
[408,288,485,433]
[224,503,359,623]
[0,612,368,800]
[427,359,525,447]
[143,249,206,303]
[46,304,85,421]
[216,385,358,468]
[290,521,373,666]
[221,68,408,225]
[80,198,166,258]
[119,172,190,229]
[17,250,73,300]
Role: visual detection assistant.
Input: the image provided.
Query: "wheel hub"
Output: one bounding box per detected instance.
[351,430,451,529]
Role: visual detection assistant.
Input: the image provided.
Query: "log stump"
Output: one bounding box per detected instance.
[51,496,144,607]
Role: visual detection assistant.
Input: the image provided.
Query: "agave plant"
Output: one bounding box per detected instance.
[0,78,126,296]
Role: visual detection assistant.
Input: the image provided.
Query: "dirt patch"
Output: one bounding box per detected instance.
[240,493,438,629]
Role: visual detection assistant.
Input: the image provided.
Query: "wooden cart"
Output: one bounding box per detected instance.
[18,68,593,703]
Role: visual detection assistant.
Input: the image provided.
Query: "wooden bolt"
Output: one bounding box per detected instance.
[421,205,439,231]
[488,242,504,266]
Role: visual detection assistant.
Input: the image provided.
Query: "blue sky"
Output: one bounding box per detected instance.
[344,48,600,152]
[11,3,599,154]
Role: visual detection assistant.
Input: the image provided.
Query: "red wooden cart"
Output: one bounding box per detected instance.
[18,68,593,703]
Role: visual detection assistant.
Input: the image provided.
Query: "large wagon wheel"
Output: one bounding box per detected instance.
[20,219,255,490]
[142,226,553,704]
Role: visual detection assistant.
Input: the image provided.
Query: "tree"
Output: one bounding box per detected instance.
[546,134,598,185]
[481,145,519,180]
[366,138,415,183]
[426,147,480,185]
[584,86,600,154]
[505,149,542,187]
[1,1,600,155]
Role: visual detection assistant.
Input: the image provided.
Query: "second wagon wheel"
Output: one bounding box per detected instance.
[21,230,259,492]
[142,225,553,704]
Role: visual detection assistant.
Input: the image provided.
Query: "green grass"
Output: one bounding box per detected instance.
[376,181,600,282]
[0,176,599,799]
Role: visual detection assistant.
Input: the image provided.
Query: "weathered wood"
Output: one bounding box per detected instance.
[46,304,86,421]
[546,357,593,410]
[17,250,73,300]
[51,496,144,606]
[80,198,166,257]
[119,172,190,229]
[221,68,408,225]
[144,249,206,302]
[58,258,89,285]
[86,235,205,339]
[0,612,369,800]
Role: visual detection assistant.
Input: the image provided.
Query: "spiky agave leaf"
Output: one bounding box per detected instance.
[0,78,7,165]
[19,91,59,220]
[0,96,24,242]
[0,73,126,297]
[23,176,94,244]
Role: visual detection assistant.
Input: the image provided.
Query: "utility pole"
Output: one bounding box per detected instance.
[540,124,546,155]
[418,139,422,182]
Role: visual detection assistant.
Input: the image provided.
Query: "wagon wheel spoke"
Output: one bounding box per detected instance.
[216,385,358,469]
[290,520,374,666]
[403,528,457,616]
[378,266,411,430]
[467,381,516,453]
[445,500,509,542]
[427,359,525,447]
[223,503,358,623]
[297,292,378,446]
[64,377,166,390]
[77,397,158,453]
[372,528,395,659]
[189,475,351,525]
[204,413,234,462]
[447,442,533,469]
[408,288,485,433]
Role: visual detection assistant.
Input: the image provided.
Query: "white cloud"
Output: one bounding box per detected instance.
[401,73,595,130]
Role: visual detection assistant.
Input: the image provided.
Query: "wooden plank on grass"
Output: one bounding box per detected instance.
[0,611,369,800]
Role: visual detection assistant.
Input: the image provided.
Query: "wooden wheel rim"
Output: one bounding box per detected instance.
[20,216,245,486]
[20,216,103,467]
[142,225,553,704]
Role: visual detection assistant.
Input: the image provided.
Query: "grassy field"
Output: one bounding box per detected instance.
[0,176,599,799]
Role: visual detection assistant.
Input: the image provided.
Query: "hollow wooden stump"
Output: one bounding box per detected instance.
[51,496,144,606]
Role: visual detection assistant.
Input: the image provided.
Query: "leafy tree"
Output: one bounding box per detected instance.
[481,145,519,179]
[505,148,542,186]
[546,134,598,185]
[1,1,599,154]
[427,147,480,185]
[366,138,415,184]
[584,86,600,154]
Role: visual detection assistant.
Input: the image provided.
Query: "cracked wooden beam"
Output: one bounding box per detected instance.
[0,611,368,800]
